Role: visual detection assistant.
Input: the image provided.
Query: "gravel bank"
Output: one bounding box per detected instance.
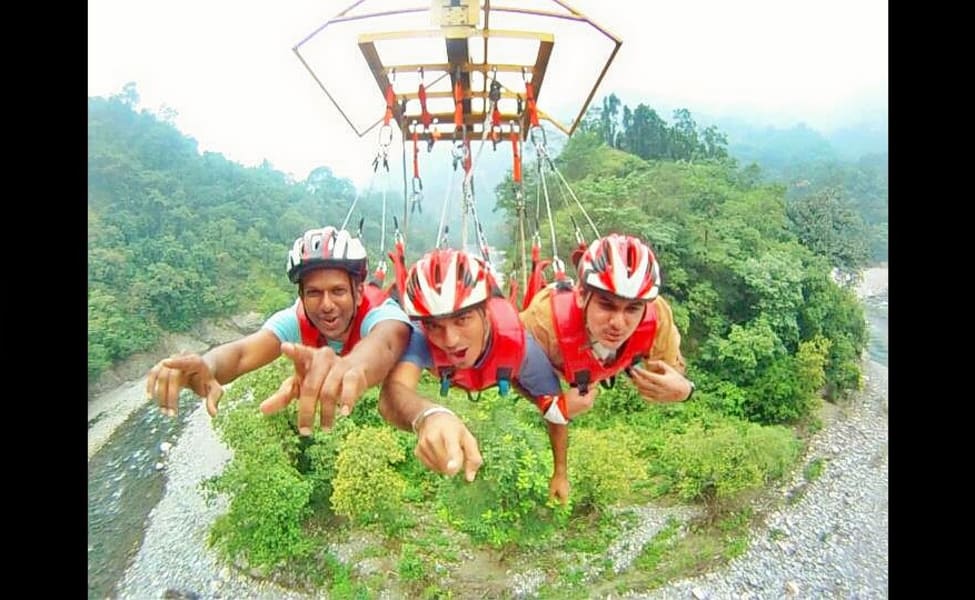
[625,359,888,600]
[114,403,314,600]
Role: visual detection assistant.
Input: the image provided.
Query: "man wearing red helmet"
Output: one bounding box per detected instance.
[519,233,694,504]
[378,247,565,483]
[146,226,412,434]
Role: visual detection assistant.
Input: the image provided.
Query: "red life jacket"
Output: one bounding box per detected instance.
[429,297,524,396]
[295,284,388,354]
[550,287,658,394]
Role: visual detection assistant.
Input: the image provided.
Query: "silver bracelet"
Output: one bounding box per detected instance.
[411,406,456,434]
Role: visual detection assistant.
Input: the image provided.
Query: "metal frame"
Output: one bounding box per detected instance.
[293,0,622,143]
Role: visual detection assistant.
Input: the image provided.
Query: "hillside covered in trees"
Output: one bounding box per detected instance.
[87,85,437,382]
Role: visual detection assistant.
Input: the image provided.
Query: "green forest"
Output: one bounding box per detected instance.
[88,84,887,596]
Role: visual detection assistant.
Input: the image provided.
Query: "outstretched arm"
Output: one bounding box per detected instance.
[534,392,573,505]
[337,319,411,389]
[546,421,569,504]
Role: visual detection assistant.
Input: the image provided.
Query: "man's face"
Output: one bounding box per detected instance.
[422,307,487,369]
[580,289,647,350]
[300,268,363,342]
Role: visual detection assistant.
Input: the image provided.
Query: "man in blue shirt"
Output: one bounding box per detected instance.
[378,248,563,483]
[146,226,411,434]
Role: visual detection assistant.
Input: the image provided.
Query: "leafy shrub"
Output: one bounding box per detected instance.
[652,421,800,504]
[744,335,828,424]
[330,426,408,527]
[569,426,648,511]
[204,370,313,567]
[437,390,563,547]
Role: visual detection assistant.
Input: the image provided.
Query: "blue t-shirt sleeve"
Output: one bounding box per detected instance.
[360,297,411,338]
[261,307,300,344]
[516,332,562,398]
[398,322,433,368]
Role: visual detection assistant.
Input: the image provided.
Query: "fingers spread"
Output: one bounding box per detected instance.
[146,364,160,400]
[205,383,224,418]
[161,355,201,371]
[260,375,299,416]
[337,368,366,417]
[281,342,314,378]
[163,373,180,417]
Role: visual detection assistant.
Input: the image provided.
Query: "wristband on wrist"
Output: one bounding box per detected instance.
[411,406,456,434]
[684,380,696,401]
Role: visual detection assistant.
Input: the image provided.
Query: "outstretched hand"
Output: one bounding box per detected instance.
[260,343,368,434]
[413,412,483,482]
[146,352,224,417]
[630,359,692,403]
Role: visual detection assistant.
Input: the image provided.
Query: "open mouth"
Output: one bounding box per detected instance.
[320,316,340,328]
[448,348,468,364]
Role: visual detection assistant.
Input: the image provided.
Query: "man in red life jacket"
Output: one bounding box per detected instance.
[519,233,694,504]
[378,248,564,482]
[146,226,411,434]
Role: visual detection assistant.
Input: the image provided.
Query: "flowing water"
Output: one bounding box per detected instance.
[863,292,888,365]
[87,399,192,599]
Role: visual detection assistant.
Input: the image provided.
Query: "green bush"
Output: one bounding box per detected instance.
[437,390,564,547]
[744,335,828,424]
[569,426,648,511]
[397,543,426,582]
[204,380,313,567]
[653,421,800,504]
[330,426,408,527]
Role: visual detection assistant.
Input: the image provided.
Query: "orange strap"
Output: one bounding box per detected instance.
[510,128,522,183]
[453,79,464,128]
[524,81,540,127]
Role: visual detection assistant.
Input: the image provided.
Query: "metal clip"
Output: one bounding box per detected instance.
[411,176,423,214]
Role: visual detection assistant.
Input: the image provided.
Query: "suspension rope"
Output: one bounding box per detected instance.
[436,166,461,248]
[341,124,390,231]
[510,121,528,292]
[459,92,502,266]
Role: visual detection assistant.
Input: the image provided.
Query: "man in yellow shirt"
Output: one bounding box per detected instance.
[519,233,694,504]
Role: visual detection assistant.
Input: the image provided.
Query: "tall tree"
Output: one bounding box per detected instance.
[786,187,869,277]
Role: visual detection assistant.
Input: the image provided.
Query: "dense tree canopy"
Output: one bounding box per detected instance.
[88,88,401,381]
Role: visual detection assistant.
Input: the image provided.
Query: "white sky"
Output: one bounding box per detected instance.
[88,0,888,187]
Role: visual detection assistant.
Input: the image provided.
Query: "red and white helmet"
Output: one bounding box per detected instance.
[577,234,660,301]
[403,248,490,318]
[286,226,368,284]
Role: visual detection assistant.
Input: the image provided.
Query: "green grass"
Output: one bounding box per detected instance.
[804,457,827,482]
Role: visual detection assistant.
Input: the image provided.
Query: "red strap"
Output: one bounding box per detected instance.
[453,79,464,128]
[412,129,420,178]
[389,240,407,300]
[491,104,502,144]
[507,278,520,307]
[524,81,539,127]
[418,83,432,128]
[523,257,551,310]
[383,83,395,126]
